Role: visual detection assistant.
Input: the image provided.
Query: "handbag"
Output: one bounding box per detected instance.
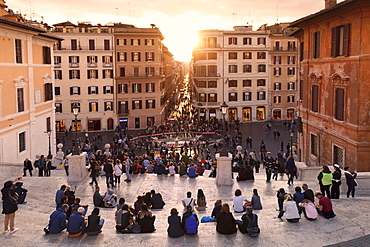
[8,192,19,205]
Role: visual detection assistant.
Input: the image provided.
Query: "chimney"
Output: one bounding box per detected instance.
[325,0,337,9]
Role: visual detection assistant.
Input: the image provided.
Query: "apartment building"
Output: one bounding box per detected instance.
[267,23,298,120]
[0,0,61,162]
[51,21,115,132]
[192,26,270,122]
[114,25,175,129]
[290,0,370,171]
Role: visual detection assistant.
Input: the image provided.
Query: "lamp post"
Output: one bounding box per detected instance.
[290,130,294,156]
[45,129,52,159]
[220,101,228,157]
[72,103,80,155]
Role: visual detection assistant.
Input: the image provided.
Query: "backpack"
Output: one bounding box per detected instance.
[185,214,198,234]
[246,214,259,237]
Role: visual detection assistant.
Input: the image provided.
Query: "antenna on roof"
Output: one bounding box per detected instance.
[276,5,279,23]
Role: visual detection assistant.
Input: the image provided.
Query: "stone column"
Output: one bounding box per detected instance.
[68,152,88,183]
[216,153,233,186]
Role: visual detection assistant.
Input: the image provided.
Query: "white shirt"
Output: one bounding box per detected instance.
[183,197,195,210]
[169,165,176,175]
[283,201,300,219]
[114,164,123,176]
[233,195,246,212]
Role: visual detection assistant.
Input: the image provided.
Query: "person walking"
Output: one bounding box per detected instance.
[331,164,342,199]
[285,156,297,186]
[89,158,99,186]
[263,152,274,182]
[344,166,357,199]
[62,157,69,176]
[317,166,332,198]
[103,159,114,188]
[113,159,123,186]
[1,179,20,233]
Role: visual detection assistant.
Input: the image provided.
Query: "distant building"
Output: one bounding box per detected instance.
[192,25,298,122]
[290,0,370,171]
[267,23,299,121]
[114,25,177,129]
[0,0,61,162]
[51,21,116,132]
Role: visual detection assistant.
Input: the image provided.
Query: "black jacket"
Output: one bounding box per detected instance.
[303,189,315,203]
[167,215,184,238]
[211,205,221,218]
[103,163,113,174]
[1,187,18,214]
[239,213,259,233]
[138,215,155,233]
[216,213,237,234]
[151,193,165,209]
[86,214,101,232]
[344,171,357,186]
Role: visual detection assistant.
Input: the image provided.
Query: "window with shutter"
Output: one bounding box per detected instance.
[312,85,319,112]
[15,39,22,63]
[335,88,344,121]
[104,39,110,50]
[89,39,95,50]
[313,32,320,59]
[71,39,77,50]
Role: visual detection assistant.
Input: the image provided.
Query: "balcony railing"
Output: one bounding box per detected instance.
[87,63,97,68]
[118,110,129,115]
[103,63,113,67]
[54,64,61,68]
[194,73,220,77]
[273,47,297,52]
[127,73,160,78]
[69,63,79,68]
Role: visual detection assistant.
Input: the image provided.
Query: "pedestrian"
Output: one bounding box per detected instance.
[62,157,69,176]
[1,178,20,233]
[44,158,52,177]
[113,159,123,186]
[317,166,332,198]
[331,164,342,199]
[285,156,297,186]
[263,152,274,182]
[103,159,114,188]
[89,158,99,186]
[23,158,33,177]
[124,155,132,182]
[344,166,357,199]
[37,155,45,177]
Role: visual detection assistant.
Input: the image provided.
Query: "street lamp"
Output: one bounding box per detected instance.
[220,101,228,157]
[290,130,294,156]
[72,103,80,155]
[45,129,52,159]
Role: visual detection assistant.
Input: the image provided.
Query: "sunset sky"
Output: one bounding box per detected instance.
[8,0,344,61]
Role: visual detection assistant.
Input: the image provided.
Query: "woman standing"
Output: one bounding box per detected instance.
[331,164,342,199]
[1,179,19,233]
[216,203,237,234]
[113,159,123,186]
[317,166,333,198]
[195,189,207,211]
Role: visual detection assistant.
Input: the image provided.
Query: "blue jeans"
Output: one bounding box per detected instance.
[347,185,356,198]
[272,170,278,180]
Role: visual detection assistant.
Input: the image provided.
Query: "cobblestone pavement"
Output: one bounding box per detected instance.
[1,167,369,247]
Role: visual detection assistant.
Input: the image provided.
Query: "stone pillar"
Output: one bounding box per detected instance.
[54,143,64,166]
[68,152,88,183]
[216,153,233,186]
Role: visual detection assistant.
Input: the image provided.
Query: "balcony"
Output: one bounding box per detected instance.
[103,63,113,67]
[193,73,220,78]
[54,64,61,68]
[69,63,79,68]
[87,63,97,68]
[118,110,129,115]
[126,73,160,78]
[272,47,298,52]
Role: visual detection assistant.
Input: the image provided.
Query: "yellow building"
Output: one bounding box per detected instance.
[0,0,61,163]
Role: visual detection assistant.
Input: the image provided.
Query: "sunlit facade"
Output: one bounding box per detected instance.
[0,0,60,162]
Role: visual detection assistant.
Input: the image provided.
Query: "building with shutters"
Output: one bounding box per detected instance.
[0,0,61,162]
[192,26,270,122]
[267,23,299,121]
[114,24,176,129]
[290,0,370,171]
[51,21,116,132]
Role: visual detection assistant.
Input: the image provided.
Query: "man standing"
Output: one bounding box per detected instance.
[89,158,99,186]
[124,155,132,182]
[302,184,315,203]
[23,158,33,177]
[103,159,114,188]
[263,152,275,182]
[37,155,45,177]
[344,166,357,199]
[314,192,336,219]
